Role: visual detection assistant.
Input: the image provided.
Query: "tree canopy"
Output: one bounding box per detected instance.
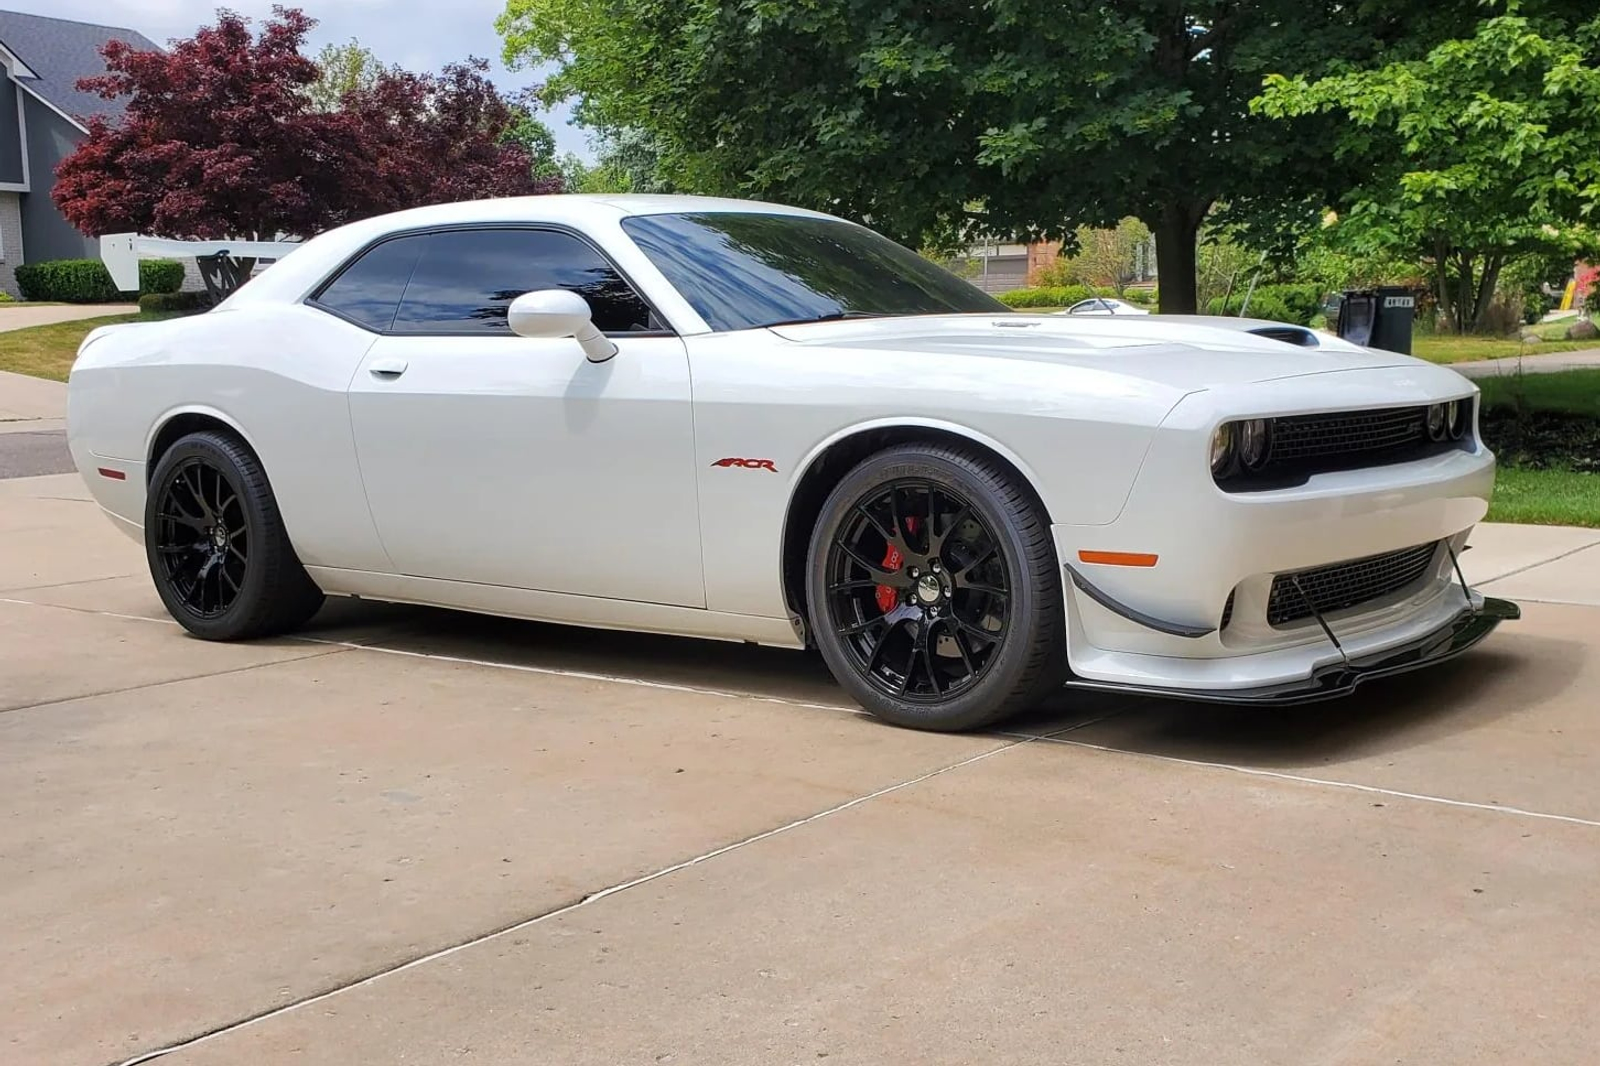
[54,7,552,241]
[1256,4,1600,331]
[498,0,1476,312]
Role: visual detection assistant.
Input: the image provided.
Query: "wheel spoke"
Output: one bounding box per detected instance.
[917,621,941,696]
[951,616,1002,645]
[864,615,906,675]
[836,615,884,638]
[961,583,1008,599]
[855,504,898,549]
[835,539,911,589]
[929,503,972,559]
[183,466,212,522]
[950,626,977,680]
[955,545,998,581]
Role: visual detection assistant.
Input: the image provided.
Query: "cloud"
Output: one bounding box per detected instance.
[4,0,593,159]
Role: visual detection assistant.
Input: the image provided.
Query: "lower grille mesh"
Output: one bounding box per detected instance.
[1267,542,1440,627]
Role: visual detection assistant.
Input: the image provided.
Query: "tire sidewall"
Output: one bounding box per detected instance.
[806,450,1056,730]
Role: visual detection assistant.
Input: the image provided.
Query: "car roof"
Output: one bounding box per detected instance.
[333,194,835,233]
[220,194,842,310]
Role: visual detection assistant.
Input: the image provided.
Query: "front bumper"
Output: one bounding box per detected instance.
[1063,596,1519,705]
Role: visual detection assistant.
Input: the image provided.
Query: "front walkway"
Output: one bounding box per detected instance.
[1451,348,1600,378]
[0,302,136,332]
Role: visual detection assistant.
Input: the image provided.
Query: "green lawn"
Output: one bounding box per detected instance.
[0,313,172,382]
[1487,466,1600,528]
[1475,368,1600,419]
[1412,332,1600,364]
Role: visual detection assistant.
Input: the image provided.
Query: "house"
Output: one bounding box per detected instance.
[949,233,1158,294]
[0,10,161,296]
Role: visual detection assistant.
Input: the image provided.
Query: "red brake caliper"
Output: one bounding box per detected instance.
[874,517,919,614]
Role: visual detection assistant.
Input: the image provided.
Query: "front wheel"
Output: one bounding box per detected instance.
[144,430,324,640]
[806,443,1066,731]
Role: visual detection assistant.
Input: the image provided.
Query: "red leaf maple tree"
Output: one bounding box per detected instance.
[53,6,554,241]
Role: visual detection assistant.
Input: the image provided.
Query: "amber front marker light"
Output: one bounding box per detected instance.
[1078,551,1159,567]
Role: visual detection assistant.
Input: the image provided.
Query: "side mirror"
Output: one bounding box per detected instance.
[506,289,618,363]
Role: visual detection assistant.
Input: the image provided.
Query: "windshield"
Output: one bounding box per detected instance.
[619,211,1010,332]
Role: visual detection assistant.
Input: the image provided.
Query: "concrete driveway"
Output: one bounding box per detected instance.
[4,457,1599,1065]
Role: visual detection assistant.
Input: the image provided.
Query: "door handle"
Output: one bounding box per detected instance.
[368,357,408,378]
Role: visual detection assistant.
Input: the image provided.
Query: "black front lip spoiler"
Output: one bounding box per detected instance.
[1063,596,1520,706]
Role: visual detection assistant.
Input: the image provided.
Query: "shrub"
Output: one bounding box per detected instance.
[0,290,14,303]
[138,291,212,315]
[139,259,185,295]
[14,257,189,302]
[1207,292,1294,324]
[997,285,1094,308]
[1121,288,1155,306]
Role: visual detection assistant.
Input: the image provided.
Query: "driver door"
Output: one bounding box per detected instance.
[328,226,705,607]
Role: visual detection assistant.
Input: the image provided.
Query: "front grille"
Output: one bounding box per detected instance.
[1216,404,1467,490]
[1267,541,1440,627]
[1270,406,1428,465]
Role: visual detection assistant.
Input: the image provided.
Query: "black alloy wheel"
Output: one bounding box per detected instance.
[153,457,249,619]
[807,443,1066,731]
[144,430,325,640]
[824,479,1009,702]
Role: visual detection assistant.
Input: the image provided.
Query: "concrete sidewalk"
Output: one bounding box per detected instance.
[0,302,135,332]
[1450,347,1600,378]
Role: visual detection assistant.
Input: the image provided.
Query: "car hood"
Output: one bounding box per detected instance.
[765,313,1449,392]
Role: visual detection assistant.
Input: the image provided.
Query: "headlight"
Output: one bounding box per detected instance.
[1210,423,1236,476]
[1238,418,1271,470]
[1426,403,1448,442]
[1447,399,1467,439]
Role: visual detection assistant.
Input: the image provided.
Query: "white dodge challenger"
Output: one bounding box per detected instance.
[67,195,1517,732]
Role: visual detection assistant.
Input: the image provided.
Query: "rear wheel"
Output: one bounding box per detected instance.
[806,443,1065,731]
[145,430,324,640]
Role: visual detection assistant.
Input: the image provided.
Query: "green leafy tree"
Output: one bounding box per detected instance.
[1256,6,1600,332]
[571,127,676,194]
[307,38,391,112]
[498,0,1474,312]
[1061,218,1153,296]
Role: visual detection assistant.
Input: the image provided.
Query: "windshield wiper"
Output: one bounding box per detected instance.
[762,310,887,328]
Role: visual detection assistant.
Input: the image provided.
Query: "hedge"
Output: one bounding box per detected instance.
[1206,283,1322,325]
[1207,293,1294,324]
[14,258,186,302]
[997,285,1096,308]
[138,291,212,315]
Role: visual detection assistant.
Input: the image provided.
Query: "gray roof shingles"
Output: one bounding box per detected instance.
[0,9,162,127]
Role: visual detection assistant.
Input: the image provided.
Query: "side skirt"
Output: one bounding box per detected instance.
[303,566,806,649]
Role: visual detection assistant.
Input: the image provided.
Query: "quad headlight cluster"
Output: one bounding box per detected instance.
[1427,399,1470,443]
[1209,417,1272,477]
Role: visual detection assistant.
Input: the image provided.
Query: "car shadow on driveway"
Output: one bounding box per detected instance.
[283,599,1586,770]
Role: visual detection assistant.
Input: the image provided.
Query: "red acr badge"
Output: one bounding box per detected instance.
[711,457,778,472]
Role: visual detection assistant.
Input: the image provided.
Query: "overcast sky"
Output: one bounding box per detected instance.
[9,0,592,159]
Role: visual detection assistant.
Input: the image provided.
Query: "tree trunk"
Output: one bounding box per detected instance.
[1455,254,1474,335]
[1149,200,1207,314]
[1470,254,1503,332]
[1433,238,1454,331]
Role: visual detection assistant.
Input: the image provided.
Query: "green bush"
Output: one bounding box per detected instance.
[139,259,185,295]
[1121,289,1155,306]
[14,257,187,302]
[1207,292,1295,324]
[138,291,212,315]
[0,290,14,303]
[997,285,1095,308]
[1206,283,1322,325]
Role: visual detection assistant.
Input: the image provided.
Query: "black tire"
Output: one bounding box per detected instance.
[144,430,324,640]
[806,442,1066,731]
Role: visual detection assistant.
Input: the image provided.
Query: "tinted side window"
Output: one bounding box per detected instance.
[314,235,425,331]
[391,228,656,334]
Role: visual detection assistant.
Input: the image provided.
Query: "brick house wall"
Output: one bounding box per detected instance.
[0,191,24,297]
